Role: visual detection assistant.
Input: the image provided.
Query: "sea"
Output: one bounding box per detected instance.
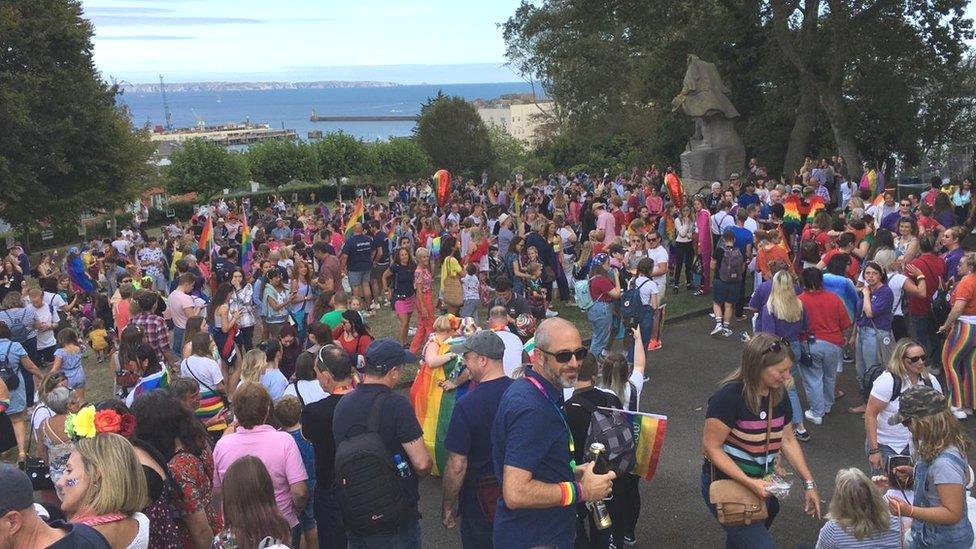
[116,82,535,142]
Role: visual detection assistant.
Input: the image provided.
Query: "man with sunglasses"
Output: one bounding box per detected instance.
[491,318,616,548]
[879,198,917,233]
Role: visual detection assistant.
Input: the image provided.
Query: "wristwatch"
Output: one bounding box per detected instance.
[803,480,817,490]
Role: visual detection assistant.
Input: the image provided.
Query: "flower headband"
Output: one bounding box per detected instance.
[65,406,136,440]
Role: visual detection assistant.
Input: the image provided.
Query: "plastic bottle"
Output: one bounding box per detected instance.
[393,453,411,478]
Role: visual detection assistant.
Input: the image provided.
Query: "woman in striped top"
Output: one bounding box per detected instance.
[815,468,902,548]
[702,332,821,548]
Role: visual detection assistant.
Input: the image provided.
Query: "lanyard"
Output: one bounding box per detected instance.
[525,375,577,470]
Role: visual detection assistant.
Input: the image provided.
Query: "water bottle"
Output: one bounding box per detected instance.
[586,443,613,530]
[393,454,411,479]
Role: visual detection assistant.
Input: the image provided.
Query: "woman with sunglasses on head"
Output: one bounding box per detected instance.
[586,254,622,359]
[849,261,895,414]
[880,385,973,548]
[864,338,943,476]
[702,332,821,548]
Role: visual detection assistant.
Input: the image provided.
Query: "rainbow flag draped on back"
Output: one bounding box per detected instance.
[409,335,466,476]
[783,195,802,232]
[429,236,441,261]
[602,407,668,481]
[195,387,227,432]
[344,197,365,239]
[806,195,826,218]
[240,215,253,274]
[125,369,170,407]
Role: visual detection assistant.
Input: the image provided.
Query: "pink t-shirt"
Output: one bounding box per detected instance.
[167,289,195,329]
[596,210,616,244]
[212,425,308,526]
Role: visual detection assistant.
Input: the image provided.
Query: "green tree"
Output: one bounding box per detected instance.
[374,137,433,178]
[247,139,319,189]
[414,94,494,175]
[166,139,249,202]
[0,0,154,235]
[312,132,372,180]
[486,123,529,179]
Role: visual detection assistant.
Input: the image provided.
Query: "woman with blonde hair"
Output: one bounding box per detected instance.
[815,468,902,547]
[702,333,820,547]
[57,433,150,548]
[883,385,973,548]
[757,270,811,441]
[239,348,268,386]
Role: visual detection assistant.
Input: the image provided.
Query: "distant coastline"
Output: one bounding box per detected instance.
[120,80,400,93]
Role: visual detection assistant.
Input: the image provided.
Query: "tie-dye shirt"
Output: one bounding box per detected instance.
[704,381,792,479]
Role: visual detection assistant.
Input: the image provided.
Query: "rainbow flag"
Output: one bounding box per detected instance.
[409,337,464,476]
[344,197,365,239]
[125,368,170,407]
[598,407,668,481]
[240,215,253,274]
[195,388,227,432]
[807,195,826,218]
[429,236,441,260]
[198,216,213,252]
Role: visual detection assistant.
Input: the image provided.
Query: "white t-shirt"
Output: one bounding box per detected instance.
[645,246,669,292]
[597,369,645,410]
[870,371,942,450]
[632,275,659,306]
[282,379,328,406]
[180,356,224,391]
[32,302,58,350]
[31,404,53,433]
[495,329,525,378]
[710,210,735,235]
[888,273,907,316]
[462,274,480,300]
[743,218,759,234]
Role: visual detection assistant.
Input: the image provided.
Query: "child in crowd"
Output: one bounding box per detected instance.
[274,396,318,549]
[50,328,87,403]
[348,296,366,321]
[87,319,109,363]
[524,262,547,319]
[460,263,481,318]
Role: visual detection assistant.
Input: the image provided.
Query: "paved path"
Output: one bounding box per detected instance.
[411,314,976,548]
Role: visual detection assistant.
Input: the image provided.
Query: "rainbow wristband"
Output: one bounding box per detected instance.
[0,399,8,414]
[559,482,577,507]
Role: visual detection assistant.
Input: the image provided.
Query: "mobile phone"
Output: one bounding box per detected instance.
[887,454,913,490]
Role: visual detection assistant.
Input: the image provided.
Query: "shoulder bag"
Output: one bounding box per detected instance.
[182,358,230,408]
[708,397,773,526]
[442,269,464,307]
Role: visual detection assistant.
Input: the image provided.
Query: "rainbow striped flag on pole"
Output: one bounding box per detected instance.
[198,215,213,253]
[409,336,466,476]
[344,197,365,239]
[240,215,253,274]
[598,407,668,481]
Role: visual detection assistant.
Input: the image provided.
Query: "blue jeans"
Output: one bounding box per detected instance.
[313,483,346,549]
[347,519,421,549]
[700,471,779,549]
[855,326,892,385]
[459,513,493,549]
[172,326,185,356]
[587,301,613,357]
[798,340,842,417]
[910,314,937,364]
[787,342,804,426]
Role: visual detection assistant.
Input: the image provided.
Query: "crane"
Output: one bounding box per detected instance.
[158,75,173,130]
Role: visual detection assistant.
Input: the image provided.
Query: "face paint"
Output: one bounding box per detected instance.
[65,478,79,487]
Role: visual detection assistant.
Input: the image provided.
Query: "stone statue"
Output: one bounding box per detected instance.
[671,55,745,186]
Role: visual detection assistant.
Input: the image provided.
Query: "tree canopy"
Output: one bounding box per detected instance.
[414,93,494,176]
[246,139,318,189]
[503,0,975,178]
[0,0,154,230]
[166,139,249,202]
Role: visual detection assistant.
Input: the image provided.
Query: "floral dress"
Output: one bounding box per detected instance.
[170,449,221,547]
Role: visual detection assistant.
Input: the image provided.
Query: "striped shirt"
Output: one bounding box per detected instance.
[816,516,902,548]
[704,381,791,479]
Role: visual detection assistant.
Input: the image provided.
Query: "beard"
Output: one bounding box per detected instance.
[542,358,578,389]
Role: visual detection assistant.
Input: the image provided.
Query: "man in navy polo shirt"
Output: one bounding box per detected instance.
[491,318,616,548]
[442,330,513,548]
[340,222,377,311]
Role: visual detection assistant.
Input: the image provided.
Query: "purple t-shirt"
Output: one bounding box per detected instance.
[856,284,895,331]
[755,306,807,343]
[945,248,965,282]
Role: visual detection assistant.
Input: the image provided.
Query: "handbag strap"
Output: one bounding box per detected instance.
[763,395,773,474]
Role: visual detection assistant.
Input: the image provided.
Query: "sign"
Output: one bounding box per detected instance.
[77,224,87,237]
[166,208,175,218]
[40,230,54,241]
[292,193,299,203]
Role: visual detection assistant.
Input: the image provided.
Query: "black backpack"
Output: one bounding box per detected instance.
[621,279,651,321]
[0,346,19,391]
[334,392,411,536]
[567,395,636,476]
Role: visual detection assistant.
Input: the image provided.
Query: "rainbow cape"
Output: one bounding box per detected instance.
[783,195,802,230]
[240,215,253,274]
[66,255,95,293]
[596,407,668,481]
[409,336,465,476]
[344,197,365,239]
[434,169,451,206]
[807,195,826,218]
[664,172,684,208]
[125,368,170,406]
[429,236,441,260]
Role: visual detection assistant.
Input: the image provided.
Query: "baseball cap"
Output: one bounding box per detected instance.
[450,330,504,360]
[0,464,34,514]
[364,338,419,374]
[888,385,949,425]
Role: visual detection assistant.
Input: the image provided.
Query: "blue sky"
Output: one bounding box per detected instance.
[81,0,526,84]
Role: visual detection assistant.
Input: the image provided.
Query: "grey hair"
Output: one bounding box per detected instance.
[535,318,575,354]
[46,387,72,414]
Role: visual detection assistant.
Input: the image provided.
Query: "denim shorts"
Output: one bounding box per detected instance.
[347,270,370,286]
[712,279,738,304]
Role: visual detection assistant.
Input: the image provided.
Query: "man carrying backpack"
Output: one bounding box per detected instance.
[332,338,432,548]
[441,330,513,548]
[711,229,744,337]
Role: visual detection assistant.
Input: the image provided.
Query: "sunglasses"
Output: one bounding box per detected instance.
[904,355,926,364]
[538,347,588,364]
[761,338,793,357]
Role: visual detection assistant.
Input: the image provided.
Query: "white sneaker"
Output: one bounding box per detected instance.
[952,406,968,419]
[721,328,733,338]
[710,324,723,336]
[407,327,417,336]
[804,410,823,425]
[370,303,381,310]
[545,309,559,318]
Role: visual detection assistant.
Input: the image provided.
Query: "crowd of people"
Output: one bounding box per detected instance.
[0,157,974,548]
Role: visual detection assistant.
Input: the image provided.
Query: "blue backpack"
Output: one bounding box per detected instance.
[621,279,651,320]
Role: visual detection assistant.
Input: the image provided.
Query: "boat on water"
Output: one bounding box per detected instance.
[149,121,297,146]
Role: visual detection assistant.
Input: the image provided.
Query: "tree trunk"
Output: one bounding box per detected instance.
[817,89,862,181]
[783,75,818,178]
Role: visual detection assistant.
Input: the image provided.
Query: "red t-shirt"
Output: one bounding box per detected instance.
[612,210,626,232]
[589,275,616,302]
[332,329,373,357]
[907,253,946,316]
[798,290,851,346]
[820,249,860,281]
